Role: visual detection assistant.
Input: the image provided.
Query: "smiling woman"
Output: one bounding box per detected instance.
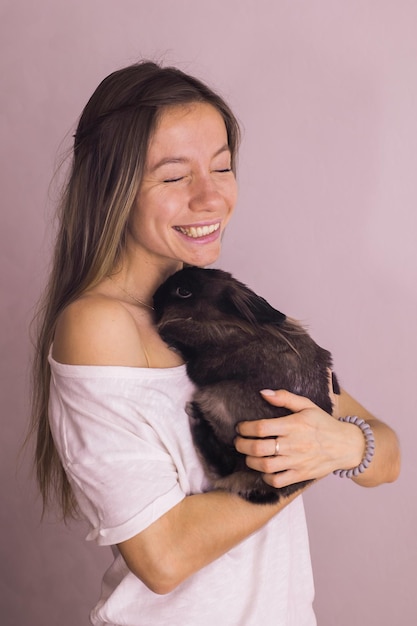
[30,60,400,626]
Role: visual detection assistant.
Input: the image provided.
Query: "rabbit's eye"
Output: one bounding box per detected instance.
[176,287,192,299]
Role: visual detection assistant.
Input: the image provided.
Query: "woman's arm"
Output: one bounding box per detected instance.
[337,388,400,486]
[118,486,309,594]
[235,388,400,490]
[121,387,399,593]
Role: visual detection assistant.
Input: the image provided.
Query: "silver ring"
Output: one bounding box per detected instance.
[274,438,280,456]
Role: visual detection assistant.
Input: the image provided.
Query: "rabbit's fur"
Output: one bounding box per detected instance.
[153,266,339,504]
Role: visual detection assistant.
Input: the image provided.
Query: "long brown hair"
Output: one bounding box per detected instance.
[30,61,241,518]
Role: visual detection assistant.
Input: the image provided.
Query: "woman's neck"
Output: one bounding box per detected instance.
[113,254,183,302]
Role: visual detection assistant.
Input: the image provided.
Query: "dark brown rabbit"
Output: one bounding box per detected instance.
[153,266,339,504]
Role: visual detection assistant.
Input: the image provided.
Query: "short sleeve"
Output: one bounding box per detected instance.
[48,360,203,546]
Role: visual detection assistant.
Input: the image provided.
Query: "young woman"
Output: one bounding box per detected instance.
[31,61,400,625]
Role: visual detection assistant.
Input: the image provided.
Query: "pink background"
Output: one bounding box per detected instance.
[1,1,416,624]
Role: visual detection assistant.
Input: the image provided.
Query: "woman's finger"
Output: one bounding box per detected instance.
[244,452,289,475]
[259,388,315,412]
[236,416,290,439]
[235,433,282,458]
[262,469,314,490]
[236,389,314,438]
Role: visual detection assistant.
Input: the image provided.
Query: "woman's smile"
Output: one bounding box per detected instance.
[173,220,221,241]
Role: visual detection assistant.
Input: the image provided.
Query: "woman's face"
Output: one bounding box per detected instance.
[128,102,238,272]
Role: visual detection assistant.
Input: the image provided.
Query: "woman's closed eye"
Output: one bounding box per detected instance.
[163,176,185,183]
[163,168,232,183]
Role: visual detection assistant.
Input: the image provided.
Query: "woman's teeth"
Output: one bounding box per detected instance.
[176,223,220,238]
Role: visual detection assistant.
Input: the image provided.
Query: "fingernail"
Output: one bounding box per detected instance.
[260,389,275,396]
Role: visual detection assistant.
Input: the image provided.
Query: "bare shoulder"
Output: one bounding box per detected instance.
[53,294,150,367]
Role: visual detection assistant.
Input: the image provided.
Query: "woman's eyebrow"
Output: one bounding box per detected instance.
[149,156,187,172]
[149,144,231,173]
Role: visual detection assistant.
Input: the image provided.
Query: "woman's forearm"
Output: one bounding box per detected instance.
[118,486,309,594]
[338,389,401,487]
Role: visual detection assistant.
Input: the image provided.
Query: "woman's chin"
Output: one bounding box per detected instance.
[186,248,221,268]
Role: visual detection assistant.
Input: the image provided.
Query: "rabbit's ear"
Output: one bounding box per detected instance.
[224,283,286,327]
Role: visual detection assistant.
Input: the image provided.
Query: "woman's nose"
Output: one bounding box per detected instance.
[189,175,223,212]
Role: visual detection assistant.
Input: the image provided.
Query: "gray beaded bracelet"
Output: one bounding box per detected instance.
[333,415,376,478]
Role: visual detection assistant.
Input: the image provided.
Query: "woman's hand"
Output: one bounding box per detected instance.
[234,388,364,490]
[235,382,401,489]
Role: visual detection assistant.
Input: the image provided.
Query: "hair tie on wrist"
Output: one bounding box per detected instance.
[333,416,375,478]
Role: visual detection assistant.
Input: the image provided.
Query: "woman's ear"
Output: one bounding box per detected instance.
[223,283,286,327]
